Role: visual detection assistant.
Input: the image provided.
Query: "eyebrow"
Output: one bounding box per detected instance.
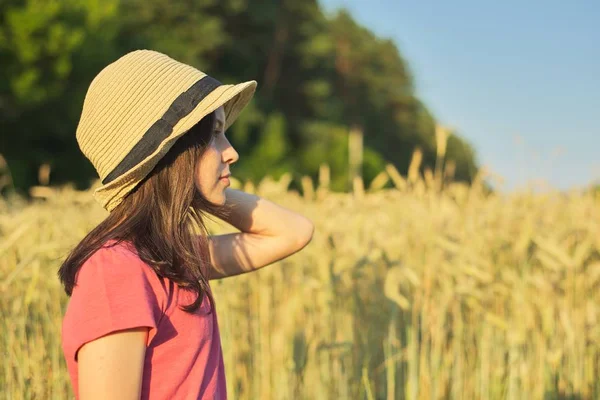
[215,119,225,130]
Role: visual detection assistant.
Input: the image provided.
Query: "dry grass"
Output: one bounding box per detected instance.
[1,168,599,399]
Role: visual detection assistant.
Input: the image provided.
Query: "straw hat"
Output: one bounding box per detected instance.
[75,49,257,212]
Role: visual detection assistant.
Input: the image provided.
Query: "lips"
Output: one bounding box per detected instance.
[220,173,231,179]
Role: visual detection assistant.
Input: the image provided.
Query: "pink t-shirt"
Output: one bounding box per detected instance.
[61,240,227,399]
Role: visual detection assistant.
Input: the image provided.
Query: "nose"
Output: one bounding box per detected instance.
[223,138,239,165]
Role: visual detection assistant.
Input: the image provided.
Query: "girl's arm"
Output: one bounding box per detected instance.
[78,327,149,399]
[206,188,314,280]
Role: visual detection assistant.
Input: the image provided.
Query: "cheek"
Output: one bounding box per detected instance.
[194,147,219,190]
[193,162,202,191]
[194,156,209,188]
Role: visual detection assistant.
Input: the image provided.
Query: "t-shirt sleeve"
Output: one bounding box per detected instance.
[64,245,161,361]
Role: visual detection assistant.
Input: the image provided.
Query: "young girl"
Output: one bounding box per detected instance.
[59,50,314,400]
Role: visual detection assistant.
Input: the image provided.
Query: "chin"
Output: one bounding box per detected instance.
[212,192,227,206]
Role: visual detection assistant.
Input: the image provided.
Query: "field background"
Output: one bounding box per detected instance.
[1,163,599,400]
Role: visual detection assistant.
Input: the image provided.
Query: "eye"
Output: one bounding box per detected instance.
[213,129,223,137]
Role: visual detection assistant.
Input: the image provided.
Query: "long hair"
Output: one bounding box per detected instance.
[58,111,231,314]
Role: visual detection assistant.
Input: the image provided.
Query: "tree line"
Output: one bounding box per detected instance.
[0,0,478,194]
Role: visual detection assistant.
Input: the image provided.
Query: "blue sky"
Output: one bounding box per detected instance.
[320,0,599,191]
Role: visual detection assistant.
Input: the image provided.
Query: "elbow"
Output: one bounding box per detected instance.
[296,218,315,248]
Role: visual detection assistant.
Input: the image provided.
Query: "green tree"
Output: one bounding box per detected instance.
[0,0,119,190]
[0,0,480,194]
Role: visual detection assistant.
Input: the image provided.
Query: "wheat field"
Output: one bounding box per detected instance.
[1,164,599,400]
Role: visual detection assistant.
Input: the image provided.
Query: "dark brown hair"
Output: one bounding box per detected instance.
[58,111,231,314]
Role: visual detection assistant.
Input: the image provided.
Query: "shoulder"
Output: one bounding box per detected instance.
[72,240,167,310]
[75,240,157,286]
[62,240,165,362]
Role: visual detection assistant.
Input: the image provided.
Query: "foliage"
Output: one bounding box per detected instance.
[0,0,479,196]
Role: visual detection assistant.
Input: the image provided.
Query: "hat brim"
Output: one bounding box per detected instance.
[93,80,257,212]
